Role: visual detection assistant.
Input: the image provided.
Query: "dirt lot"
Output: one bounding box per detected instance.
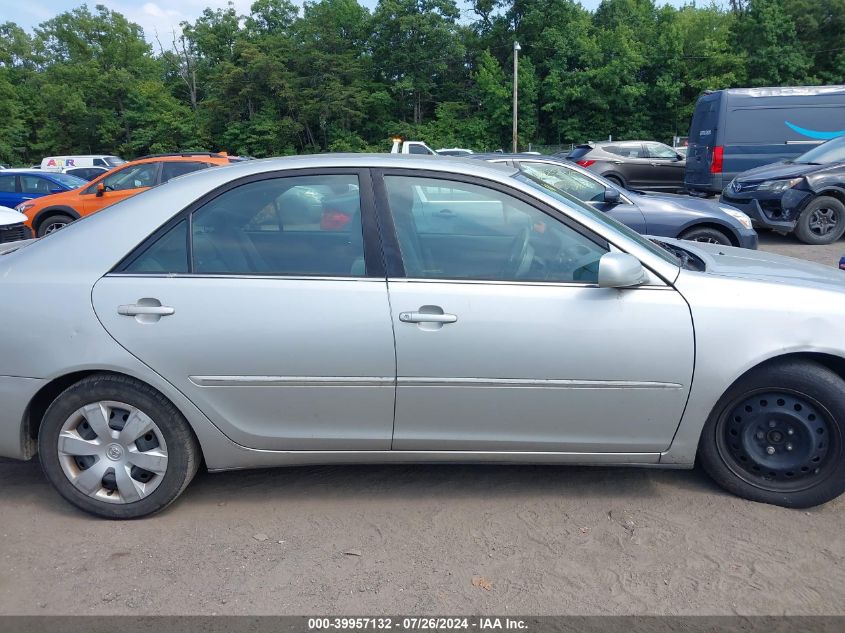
[1,231,844,616]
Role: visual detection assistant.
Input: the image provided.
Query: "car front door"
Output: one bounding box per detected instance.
[377,170,694,455]
[515,160,649,233]
[92,170,396,451]
[607,143,653,188]
[82,162,160,214]
[644,142,686,191]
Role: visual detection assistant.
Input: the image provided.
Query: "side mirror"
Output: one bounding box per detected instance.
[675,153,684,161]
[603,188,621,205]
[49,187,63,194]
[96,182,106,197]
[598,252,647,288]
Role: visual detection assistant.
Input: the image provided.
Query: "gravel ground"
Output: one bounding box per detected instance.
[1,231,844,616]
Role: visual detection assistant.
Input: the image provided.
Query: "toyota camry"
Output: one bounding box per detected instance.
[1,154,844,518]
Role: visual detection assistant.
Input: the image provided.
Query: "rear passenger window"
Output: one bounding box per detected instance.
[161,161,209,183]
[0,175,15,192]
[124,220,189,274]
[191,175,364,276]
[606,144,645,159]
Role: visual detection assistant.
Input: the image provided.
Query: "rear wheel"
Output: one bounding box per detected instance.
[679,226,732,246]
[36,213,74,237]
[604,174,625,188]
[698,361,845,508]
[794,196,845,245]
[38,374,201,519]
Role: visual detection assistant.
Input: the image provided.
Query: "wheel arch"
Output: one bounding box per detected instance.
[677,220,739,246]
[24,371,204,466]
[32,206,81,233]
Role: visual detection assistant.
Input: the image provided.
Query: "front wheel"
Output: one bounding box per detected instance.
[794,196,845,245]
[36,213,74,237]
[698,361,845,508]
[679,226,732,246]
[38,374,201,519]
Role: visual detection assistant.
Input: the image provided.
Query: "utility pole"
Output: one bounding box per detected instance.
[512,41,520,154]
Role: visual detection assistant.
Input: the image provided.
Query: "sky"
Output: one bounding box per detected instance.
[5,0,692,43]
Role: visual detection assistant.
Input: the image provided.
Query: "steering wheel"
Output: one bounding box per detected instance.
[503,227,534,278]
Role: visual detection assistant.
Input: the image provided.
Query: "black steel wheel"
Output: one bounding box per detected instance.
[699,360,845,508]
[715,390,836,491]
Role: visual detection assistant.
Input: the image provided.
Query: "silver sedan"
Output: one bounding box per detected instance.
[1,155,844,518]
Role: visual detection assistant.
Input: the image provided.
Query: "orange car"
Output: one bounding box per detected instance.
[18,152,238,236]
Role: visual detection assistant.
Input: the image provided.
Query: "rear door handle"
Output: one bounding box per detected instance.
[118,304,175,316]
[399,312,457,324]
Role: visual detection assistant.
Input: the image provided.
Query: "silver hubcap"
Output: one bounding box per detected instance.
[808,208,839,236]
[57,401,168,504]
[43,221,67,234]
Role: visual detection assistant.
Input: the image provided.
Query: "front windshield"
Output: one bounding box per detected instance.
[50,173,87,188]
[795,136,845,164]
[513,172,679,266]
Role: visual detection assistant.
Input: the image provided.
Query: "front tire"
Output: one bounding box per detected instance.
[680,226,732,246]
[38,374,200,519]
[794,196,845,245]
[698,361,845,508]
[36,213,74,237]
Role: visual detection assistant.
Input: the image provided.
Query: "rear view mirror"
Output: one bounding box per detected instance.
[96,182,106,197]
[603,188,621,205]
[598,252,647,288]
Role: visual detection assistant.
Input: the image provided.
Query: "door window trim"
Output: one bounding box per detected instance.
[371,168,610,283]
[111,167,386,279]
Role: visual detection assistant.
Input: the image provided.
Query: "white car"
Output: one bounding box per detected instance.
[0,205,32,245]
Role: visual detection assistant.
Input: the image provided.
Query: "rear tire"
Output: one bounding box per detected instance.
[794,196,845,245]
[604,174,625,188]
[36,213,74,237]
[38,374,201,519]
[698,360,845,508]
[680,226,732,246]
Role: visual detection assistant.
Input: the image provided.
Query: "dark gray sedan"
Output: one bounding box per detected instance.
[471,154,758,249]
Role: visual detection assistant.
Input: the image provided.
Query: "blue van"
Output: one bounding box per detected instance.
[685,85,845,195]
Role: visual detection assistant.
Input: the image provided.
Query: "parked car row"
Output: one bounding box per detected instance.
[15,152,239,236]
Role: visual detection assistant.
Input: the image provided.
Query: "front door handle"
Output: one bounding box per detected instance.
[118,304,175,316]
[399,311,457,324]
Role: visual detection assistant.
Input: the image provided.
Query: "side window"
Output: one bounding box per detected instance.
[20,175,53,194]
[518,162,606,202]
[384,176,607,283]
[94,158,108,167]
[0,175,16,192]
[191,174,364,276]
[124,220,188,274]
[646,143,680,159]
[161,161,210,184]
[99,163,159,192]
[606,144,645,159]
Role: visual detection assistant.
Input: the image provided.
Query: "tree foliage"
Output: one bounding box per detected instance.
[0,0,842,164]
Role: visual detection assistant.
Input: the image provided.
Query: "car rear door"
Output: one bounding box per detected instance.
[376,169,694,455]
[92,169,396,451]
[0,173,19,208]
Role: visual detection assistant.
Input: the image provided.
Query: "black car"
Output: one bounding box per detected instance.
[720,135,845,244]
[562,141,686,192]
